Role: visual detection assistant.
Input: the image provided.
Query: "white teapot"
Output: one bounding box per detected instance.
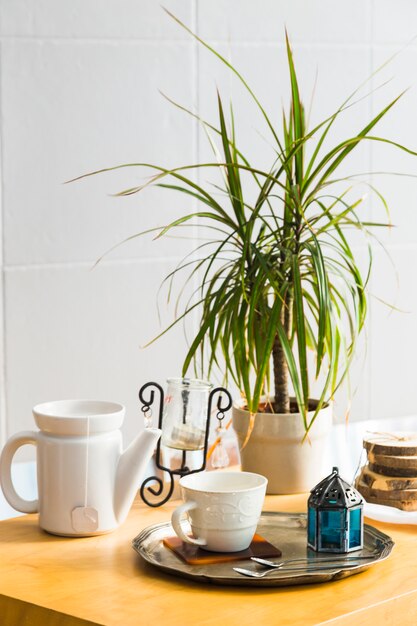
[0,400,161,536]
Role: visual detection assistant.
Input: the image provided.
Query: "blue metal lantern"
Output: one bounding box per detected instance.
[308,467,363,553]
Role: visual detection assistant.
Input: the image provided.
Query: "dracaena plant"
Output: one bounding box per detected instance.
[71,12,415,436]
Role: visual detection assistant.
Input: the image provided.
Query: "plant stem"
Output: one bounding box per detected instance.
[273,291,293,413]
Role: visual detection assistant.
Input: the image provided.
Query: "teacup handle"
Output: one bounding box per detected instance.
[0,431,39,513]
[171,501,207,546]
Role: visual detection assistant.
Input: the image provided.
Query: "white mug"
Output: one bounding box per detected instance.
[171,471,267,552]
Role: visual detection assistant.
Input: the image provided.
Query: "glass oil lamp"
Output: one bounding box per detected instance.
[161,378,212,451]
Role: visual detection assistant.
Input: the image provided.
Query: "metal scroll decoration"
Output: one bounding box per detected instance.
[139,381,233,507]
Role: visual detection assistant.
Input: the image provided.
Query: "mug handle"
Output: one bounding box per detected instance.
[0,431,39,513]
[171,501,207,546]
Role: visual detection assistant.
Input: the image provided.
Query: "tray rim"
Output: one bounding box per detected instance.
[132,510,394,587]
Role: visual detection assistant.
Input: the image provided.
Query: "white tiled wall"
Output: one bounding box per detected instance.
[0,0,416,451]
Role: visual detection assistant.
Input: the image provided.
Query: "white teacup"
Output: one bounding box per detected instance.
[171,471,267,552]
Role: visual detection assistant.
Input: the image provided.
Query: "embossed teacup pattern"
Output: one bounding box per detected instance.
[187,492,262,529]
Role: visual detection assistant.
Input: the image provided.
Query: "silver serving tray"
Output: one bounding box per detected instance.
[132,511,394,587]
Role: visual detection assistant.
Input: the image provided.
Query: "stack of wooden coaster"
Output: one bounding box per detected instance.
[355,432,417,511]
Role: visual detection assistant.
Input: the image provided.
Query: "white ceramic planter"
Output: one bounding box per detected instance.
[232,401,333,494]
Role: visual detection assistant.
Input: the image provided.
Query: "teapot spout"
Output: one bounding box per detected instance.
[114,428,161,524]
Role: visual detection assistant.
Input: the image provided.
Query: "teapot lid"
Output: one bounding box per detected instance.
[33,400,125,435]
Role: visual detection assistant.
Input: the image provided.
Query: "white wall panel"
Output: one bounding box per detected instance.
[197,0,372,45]
[0,0,417,444]
[4,260,190,446]
[2,40,195,266]
[373,1,417,45]
[369,245,417,419]
[368,47,417,248]
[0,0,192,40]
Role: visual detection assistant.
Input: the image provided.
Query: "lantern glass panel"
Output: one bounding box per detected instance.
[319,510,344,550]
[308,509,316,546]
[349,508,362,548]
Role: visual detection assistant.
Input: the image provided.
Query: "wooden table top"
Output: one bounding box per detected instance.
[0,493,417,626]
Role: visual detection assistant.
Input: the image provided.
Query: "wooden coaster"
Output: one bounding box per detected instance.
[355,477,417,511]
[368,462,417,478]
[356,476,417,501]
[360,465,417,491]
[367,451,417,472]
[163,533,282,565]
[364,433,417,457]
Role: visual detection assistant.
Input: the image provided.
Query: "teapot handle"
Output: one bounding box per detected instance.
[0,431,39,513]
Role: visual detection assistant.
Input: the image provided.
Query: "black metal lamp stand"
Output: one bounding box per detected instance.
[138,381,232,507]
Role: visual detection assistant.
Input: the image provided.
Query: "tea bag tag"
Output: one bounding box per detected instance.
[71,507,99,533]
